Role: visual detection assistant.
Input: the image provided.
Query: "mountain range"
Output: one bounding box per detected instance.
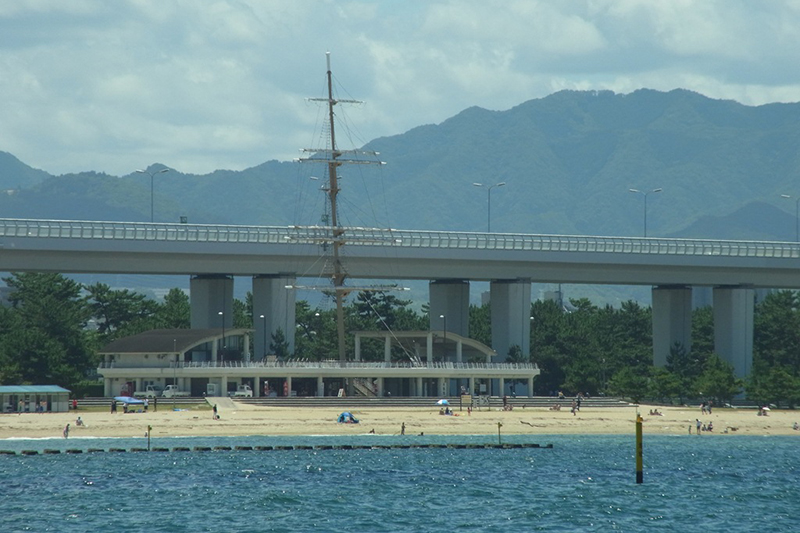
[2,88,800,243]
[2,88,800,305]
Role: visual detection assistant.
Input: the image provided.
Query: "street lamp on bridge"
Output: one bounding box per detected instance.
[136,168,170,223]
[781,194,800,242]
[628,187,662,237]
[473,181,506,232]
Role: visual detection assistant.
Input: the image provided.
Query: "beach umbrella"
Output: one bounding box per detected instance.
[436,399,449,406]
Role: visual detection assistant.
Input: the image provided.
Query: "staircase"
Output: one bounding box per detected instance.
[352,378,377,397]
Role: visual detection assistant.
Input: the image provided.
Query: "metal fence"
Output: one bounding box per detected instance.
[2,218,799,258]
[98,360,538,370]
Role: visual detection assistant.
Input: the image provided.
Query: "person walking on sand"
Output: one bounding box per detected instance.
[401,422,405,435]
[213,404,218,420]
[63,424,70,438]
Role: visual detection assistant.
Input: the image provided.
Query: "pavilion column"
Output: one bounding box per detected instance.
[528,377,535,397]
[437,377,446,397]
[499,377,506,396]
[243,333,251,362]
[254,376,260,398]
[317,376,324,397]
[376,377,385,397]
[355,335,362,361]
[285,377,293,397]
[104,378,112,397]
[469,377,476,396]
[456,340,463,363]
[426,333,433,362]
[384,336,392,363]
[220,376,228,397]
[416,377,423,397]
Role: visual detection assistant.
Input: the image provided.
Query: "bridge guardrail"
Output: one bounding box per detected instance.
[2,218,799,259]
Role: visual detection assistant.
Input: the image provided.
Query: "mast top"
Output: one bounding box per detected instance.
[326,51,331,72]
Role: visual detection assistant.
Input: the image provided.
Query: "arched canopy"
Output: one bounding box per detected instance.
[98,328,253,356]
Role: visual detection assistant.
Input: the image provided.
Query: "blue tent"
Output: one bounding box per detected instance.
[114,396,144,405]
[337,412,359,424]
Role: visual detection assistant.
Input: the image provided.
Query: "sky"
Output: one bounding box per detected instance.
[2,0,800,177]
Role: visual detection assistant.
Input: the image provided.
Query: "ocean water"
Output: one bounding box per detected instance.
[1,434,797,532]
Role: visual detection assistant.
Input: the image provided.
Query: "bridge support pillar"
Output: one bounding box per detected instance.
[430,280,470,339]
[713,286,754,379]
[652,286,692,367]
[490,279,531,363]
[252,274,297,359]
[190,275,233,330]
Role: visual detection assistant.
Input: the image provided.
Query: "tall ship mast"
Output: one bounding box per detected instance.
[299,52,384,364]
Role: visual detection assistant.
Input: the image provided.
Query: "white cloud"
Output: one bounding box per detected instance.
[2,0,800,176]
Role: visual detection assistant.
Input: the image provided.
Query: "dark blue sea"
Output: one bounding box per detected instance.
[1,434,797,532]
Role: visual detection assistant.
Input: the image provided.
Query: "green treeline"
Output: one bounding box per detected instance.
[1,273,799,407]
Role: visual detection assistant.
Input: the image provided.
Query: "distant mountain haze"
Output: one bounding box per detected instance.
[2,89,800,242]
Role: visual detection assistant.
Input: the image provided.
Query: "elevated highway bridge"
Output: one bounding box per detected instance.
[2,218,797,385]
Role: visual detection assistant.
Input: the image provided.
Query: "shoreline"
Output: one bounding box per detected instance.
[2,404,798,440]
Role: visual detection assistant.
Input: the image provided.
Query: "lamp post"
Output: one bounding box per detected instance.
[259,314,267,360]
[439,314,447,361]
[218,311,225,364]
[136,168,170,223]
[472,181,506,232]
[781,194,800,242]
[628,188,662,237]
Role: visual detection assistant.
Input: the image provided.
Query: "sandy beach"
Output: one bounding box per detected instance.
[1,401,798,440]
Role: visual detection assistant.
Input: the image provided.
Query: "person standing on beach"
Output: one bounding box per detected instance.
[401,422,405,435]
[111,399,117,414]
[213,404,218,420]
[63,424,70,438]
[696,419,702,434]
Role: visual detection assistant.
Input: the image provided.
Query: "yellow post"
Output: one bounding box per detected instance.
[635,415,643,484]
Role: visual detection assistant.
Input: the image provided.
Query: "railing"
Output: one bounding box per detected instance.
[97,360,539,371]
[3,218,799,259]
